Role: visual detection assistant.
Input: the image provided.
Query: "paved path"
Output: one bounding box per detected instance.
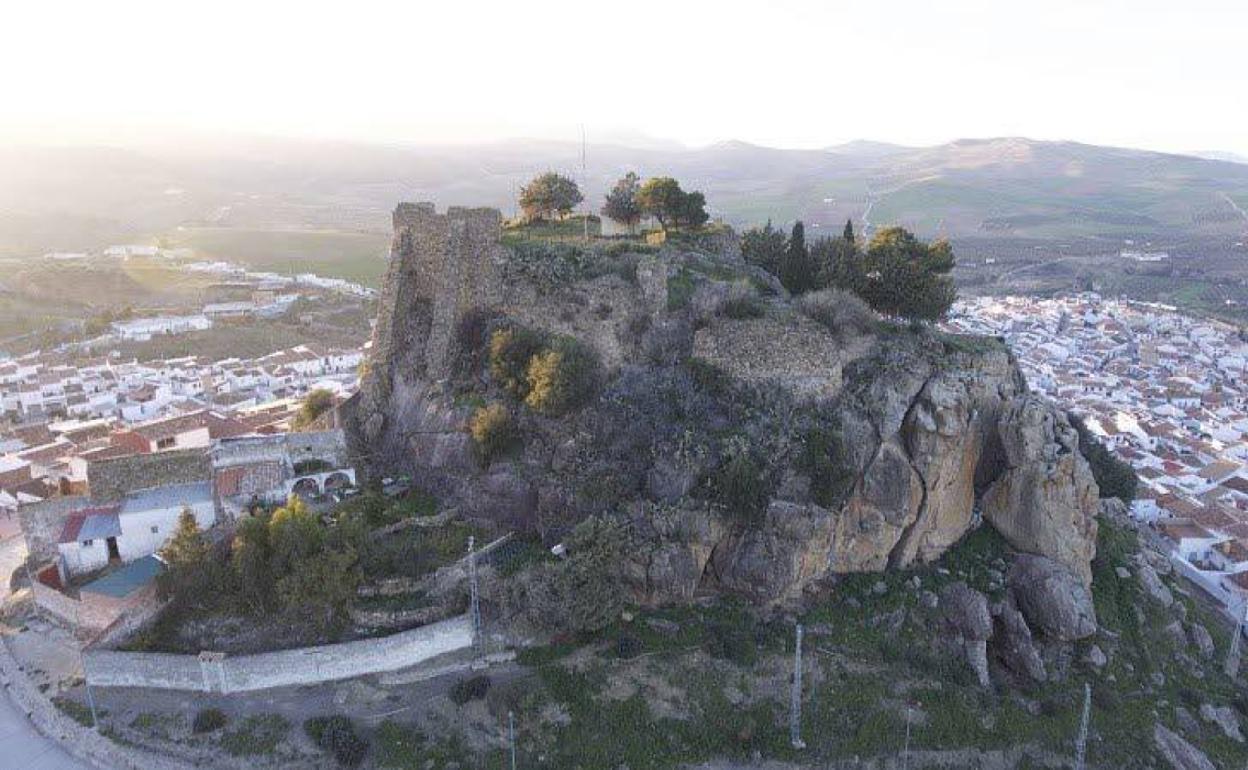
[0,535,94,770]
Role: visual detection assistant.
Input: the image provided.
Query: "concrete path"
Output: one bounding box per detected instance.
[0,535,94,770]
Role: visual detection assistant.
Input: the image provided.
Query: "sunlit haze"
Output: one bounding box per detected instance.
[3,0,1246,153]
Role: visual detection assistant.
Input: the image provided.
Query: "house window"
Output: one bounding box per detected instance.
[83,539,93,547]
[151,525,159,534]
[156,437,176,449]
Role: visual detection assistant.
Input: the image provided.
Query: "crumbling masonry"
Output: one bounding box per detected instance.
[345,203,505,470]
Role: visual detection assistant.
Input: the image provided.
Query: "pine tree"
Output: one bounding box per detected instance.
[157,507,213,601]
[843,218,855,243]
[780,221,814,295]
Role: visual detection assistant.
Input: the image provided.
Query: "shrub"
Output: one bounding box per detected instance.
[615,633,643,659]
[469,403,519,464]
[449,675,491,705]
[721,294,764,320]
[1071,415,1138,502]
[220,714,289,756]
[193,707,229,734]
[709,441,773,524]
[305,715,368,767]
[524,337,599,415]
[489,327,545,399]
[799,288,876,340]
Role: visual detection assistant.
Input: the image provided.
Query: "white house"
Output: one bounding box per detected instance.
[56,482,216,579]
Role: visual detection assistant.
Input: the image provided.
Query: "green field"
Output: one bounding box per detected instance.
[167,228,390,287]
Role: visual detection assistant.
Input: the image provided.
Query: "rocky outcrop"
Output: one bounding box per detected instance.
[939,582,993,686]
[981,397,1099,587]
[1153,723,1216,770]
[991,598,1047,682]
[349,201,1104,612]
[1007,555,1097,641]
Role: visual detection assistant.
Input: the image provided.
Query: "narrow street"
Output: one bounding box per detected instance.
[0,531,94,770]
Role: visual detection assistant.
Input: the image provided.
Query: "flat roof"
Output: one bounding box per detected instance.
[120,481,213,515]
[81,555,164,598]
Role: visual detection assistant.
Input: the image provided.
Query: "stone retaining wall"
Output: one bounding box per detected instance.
[0,634,196,770]
[84,615,472,694]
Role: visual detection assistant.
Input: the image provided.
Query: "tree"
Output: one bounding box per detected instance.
[293,389,335,429]
[275,545,359,634]
[231,512,275,614]
[680,191,709,227]
[519,172,583,222]
[268,495,325,578]
[856,226,957,322]
[741,220,787,275]
[843,218,855,243]
[601,172,642,232]
[635,177,686,229]
[778,221,820,295]
[157,507,214,602]
[635,176,709,229]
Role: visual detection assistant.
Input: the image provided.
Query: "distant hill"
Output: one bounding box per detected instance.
[3,134,1248,255]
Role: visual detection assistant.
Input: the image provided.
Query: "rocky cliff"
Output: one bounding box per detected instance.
[345,203,1100,615]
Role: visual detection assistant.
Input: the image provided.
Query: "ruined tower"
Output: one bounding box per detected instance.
[344,203,504,469]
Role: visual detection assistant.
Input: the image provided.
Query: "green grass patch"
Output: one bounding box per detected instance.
[219,713,290,757]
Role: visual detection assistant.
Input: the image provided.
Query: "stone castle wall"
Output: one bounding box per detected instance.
[347,203,505,467]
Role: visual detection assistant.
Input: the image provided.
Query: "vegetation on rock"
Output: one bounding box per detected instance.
[469,402,519,464]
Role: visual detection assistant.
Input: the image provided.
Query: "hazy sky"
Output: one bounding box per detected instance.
[3,0,1245,153]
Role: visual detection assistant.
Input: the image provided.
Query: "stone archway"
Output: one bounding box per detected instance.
[323,472,352,492]
[291,477,321,499]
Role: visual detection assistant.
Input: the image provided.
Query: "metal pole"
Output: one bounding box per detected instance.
[790,623,805,750]
[468,536,482,656]
[1074,682,1091,770]
[508,710,516,770]
[902,705,912,770]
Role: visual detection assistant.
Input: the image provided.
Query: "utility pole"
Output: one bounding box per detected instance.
[1074,682,1091,770]
[581,125,590,243]
[508,710,517,770]
[902,704,913,770]
[790,623,805,750]
[467,535,483,656]
[1227,600,1247,678]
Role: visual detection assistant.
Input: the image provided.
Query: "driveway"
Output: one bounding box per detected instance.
[0,534,94,770]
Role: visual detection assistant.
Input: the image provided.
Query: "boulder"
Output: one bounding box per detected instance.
[1199,703,1245,742]
[966,639,991,688]
[1138,562,1174,608]
[1082,644,1108,668]
[991,599,1047,682]
[1153,723,1215,770]
[939,582,993,641]
[1189,623,1215,659]
[982,397,1099,587]
[1008,554,1097,641]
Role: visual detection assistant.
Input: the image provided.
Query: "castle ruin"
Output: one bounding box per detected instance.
[345,203,504,469]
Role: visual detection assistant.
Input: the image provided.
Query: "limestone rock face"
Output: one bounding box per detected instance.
[991,599,1047,682]
[1153,723,1216,770]
[713,500,838,602]
[982,397,1100,587]
[347,203,1106,612]
[1008,554,1097,641]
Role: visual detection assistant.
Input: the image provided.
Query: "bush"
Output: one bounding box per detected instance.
[615,633,643,659]
[449,675,491,705]
[709,441,773,524]
[721,294,764,320]
[489,327,546,399]
[469,403,519,464]
[1071,414,1138,502]
[800,288,876,340]
[524,337,599,416]
[220,714,289,757]
[305,715,368,767]
[193,707,229,734]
